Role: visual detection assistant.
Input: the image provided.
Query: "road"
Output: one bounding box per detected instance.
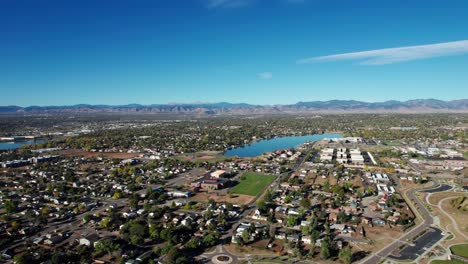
[425,184,452,193]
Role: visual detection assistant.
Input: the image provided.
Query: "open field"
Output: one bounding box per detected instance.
[356,225,404,253]
[451,244,468,258]
[190,191,255,205]
[58,149,139,159]
[429,192,468,247]
[225,243,278,257]
[431,260,468,264]
[229,172,276,196]
[175,151,231,162]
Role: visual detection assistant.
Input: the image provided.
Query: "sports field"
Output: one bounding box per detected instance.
[229,172,276,196]
[451,244,468,258]
[432,260,467,264]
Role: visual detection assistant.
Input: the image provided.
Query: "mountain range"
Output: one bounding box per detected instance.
[1,99,467,114]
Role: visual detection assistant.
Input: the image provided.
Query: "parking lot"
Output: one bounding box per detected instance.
[390,227,444,261]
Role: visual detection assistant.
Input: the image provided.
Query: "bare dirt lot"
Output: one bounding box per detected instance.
[426,191,468,246]
[58,149,139,159]
[190,191,255,205]
[358,225,405,253]
[176,151,228,162]
[225,243,278,257]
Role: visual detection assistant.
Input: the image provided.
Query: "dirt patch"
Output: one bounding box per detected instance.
[358,225,404,253]
[198,155,217,160]
[177,151,225,161]
[224,243,277,257]
[190,191,255,205]
[58,149,139,159]
[427,191,468,245]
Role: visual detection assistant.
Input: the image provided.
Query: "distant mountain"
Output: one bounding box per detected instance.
[290,99,468,111]
[1,99,467,114]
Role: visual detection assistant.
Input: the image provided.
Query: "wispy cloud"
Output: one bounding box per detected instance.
[258,72,273,80]
[205,0,256,8]
[297,40,468,65]
[205,0,305,9]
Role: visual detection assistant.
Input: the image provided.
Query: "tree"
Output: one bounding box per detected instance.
[160,227,173,242]
[257,199,268,213]
[83,214,91,223]
[166,247,186,264]
[320,237,331,259]
[248,223,256,234]
[234,236,244,245]
[113,191,122,199]
[120,221,148,245]
[13,252,31,264]
[203,231,220,247]
[287,215,298,227]
[4,199,18,214]
[185,238,200,250]
[129,196,139,210]
[331,184,345,197]
[339,246,352,264]
[300,198,311,209]
[323,181,331,192]
[325,219,331,234]
[311,229,320,245]
[10,220,20,231]
[264,189,274,203]
[101,217,111,229]
[97,239,120,256]
[41,206,51,216]
[337,211,350,224]
[129,223,146,245]
[241,229,250,243]
[51,252,65,264]
[149,224,161,241]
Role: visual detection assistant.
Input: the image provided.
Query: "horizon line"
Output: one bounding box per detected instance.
[1,98,467,108]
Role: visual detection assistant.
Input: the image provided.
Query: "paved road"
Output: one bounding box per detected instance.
[424,184,452,193]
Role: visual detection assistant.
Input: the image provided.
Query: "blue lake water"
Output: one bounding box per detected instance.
[0,140,47,150]
[224,133,342,157]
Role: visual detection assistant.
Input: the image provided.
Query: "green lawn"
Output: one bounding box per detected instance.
[432,260,467,264]
[451,244,468,258]
[229,172,276,196]
[383,140,401,146]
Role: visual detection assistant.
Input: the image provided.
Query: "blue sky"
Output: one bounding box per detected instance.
[1,0,467,106]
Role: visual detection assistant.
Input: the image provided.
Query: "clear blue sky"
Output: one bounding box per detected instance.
[1,0,467,106]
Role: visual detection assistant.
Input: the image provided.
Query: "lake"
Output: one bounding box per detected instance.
[224,133,342,157]
[0,140,47,150]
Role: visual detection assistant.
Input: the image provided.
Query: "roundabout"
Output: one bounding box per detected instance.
[211,254,233,264]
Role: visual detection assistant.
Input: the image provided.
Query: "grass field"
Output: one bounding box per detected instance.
[451,244,468,258]
[383,140,401,146]
[432,260,467,264]
[229,172,276,196]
